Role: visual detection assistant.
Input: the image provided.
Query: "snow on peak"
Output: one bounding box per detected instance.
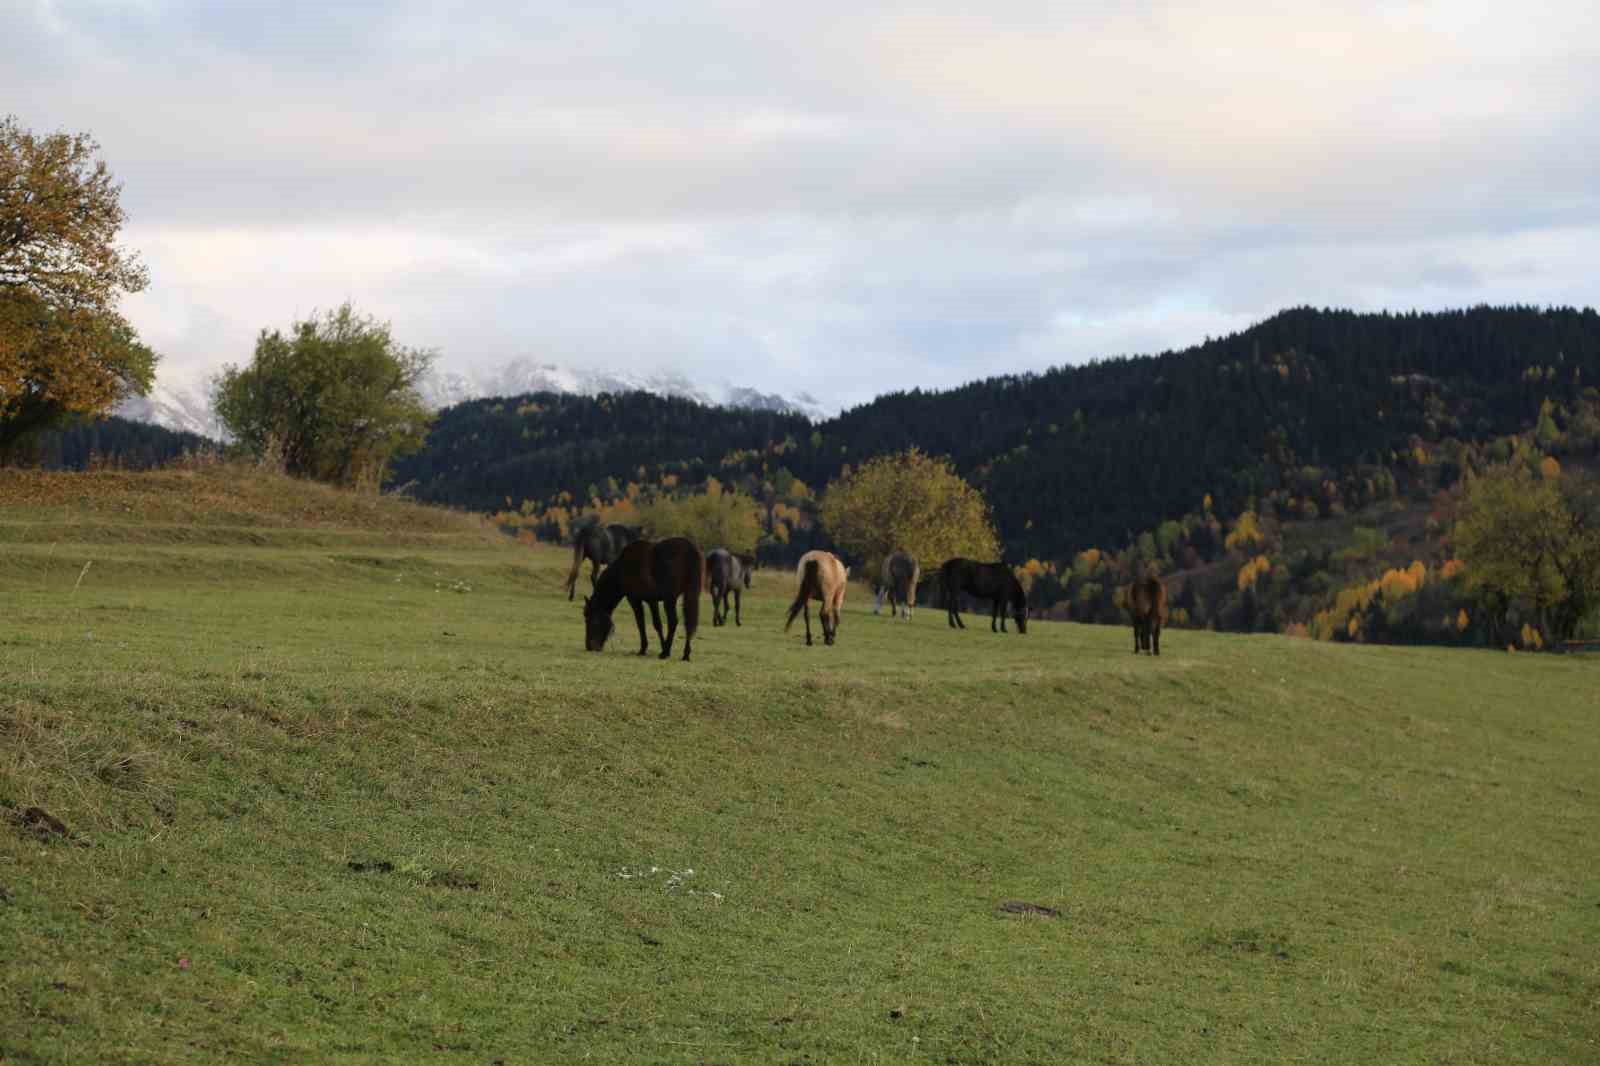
[115,360,827,436]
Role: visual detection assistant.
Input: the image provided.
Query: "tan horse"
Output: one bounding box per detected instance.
[785,549,848,646]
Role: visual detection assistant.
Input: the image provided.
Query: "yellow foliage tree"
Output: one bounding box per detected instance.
[1236,555,1271,591]
[1,117,156,456]
[637,488,762,553]
[1224,510,1265,552]
[819,448,1001,572]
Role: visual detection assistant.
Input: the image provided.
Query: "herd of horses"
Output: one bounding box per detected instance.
[571,525,1169,662]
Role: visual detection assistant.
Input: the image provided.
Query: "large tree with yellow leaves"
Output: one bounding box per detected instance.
[0,117,156,458]
[819,448,1001,575]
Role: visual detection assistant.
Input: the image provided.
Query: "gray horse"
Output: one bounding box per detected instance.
[873,550,920,620]
[564,523,642,600]
[706,548,756,626]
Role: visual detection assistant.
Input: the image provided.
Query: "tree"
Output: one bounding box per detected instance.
[819,448,1001,572]
[213,304,434,491]
[1453,466,1600,643]
[1,116,155,458]
[637,488,762,552]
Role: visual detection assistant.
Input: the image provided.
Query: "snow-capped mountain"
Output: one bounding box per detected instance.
[418,359,826,418]
[115,360,828,437]
[114,380,221,439]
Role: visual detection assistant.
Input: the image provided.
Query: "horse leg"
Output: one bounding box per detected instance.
[1151,620,1161,657]
[804,601,813,646]
[823,606,835,645]
[874,586,883,615]
[1133,618,1142,654]
[991,597,1001,633]
[681,591,694,662]
[630,597,649,655]
[589,556,601,593]
[648,601,666,654]
[660,597,678,660]
[733,588,742,627]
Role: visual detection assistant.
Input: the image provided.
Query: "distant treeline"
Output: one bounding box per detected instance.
[396,305,1600,561]
[19,415,213,471]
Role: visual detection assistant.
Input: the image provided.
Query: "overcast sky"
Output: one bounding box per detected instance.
[7,1,1599,410]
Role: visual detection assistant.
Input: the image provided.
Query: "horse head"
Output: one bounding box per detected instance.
[1011,578,1029,634]
[582,595,615,651]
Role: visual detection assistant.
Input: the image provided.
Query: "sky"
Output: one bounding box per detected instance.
[7,0,1600,411]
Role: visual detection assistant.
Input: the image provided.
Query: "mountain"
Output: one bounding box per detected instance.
[399,305,1600,559]
[417,359,828,418]
[115,380,219,438]
[114,360,828,437]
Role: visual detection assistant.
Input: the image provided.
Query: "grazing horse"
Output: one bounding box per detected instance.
[1129,575,1168,656]
[565,523,642,600]
[582,537,703,661]
[706,548,756,627]
[785,550,848,646]
[873,551,920,620]
[941,558,1027,634]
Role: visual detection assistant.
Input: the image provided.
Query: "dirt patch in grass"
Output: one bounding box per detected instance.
[6,805,84,845]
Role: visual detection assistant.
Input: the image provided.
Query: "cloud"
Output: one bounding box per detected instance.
[8,1,1600,411]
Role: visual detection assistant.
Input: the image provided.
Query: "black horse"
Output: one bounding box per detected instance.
[565,522,642,600]
[582,537,703,661]
[941,558,1027,634]
[706,548,756,626]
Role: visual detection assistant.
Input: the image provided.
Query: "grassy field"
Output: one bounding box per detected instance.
[2,466,1597,1064]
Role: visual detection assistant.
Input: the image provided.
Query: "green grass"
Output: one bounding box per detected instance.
[3,468,1598,1064]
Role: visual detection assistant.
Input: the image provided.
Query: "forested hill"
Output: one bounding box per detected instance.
[396,305,1600,558]
[20,415,213,471]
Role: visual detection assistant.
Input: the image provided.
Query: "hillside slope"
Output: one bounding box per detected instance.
[2,467,1597,1063]
[396,306,1600,562]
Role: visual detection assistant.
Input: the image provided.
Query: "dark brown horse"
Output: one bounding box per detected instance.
[583,538,703,661]
[565,523,642,600]
[941,558,1027,634]
[706,548,756,627]
[1129,575,1168,656]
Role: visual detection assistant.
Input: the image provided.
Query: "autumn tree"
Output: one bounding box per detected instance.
[1,116,156,459]
[637,488,762,552]
[1453,466,1600,642]
[213,304,434,491]
[819,448,1001,572]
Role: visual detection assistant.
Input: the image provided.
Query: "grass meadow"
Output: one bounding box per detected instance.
[2,466,1597,1063]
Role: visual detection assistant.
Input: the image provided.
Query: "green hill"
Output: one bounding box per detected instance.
[397,305,1600,560]
[3,466,1596,1062]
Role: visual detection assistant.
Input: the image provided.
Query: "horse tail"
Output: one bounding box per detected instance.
[564,536,585,600]
[786,558,821,631]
